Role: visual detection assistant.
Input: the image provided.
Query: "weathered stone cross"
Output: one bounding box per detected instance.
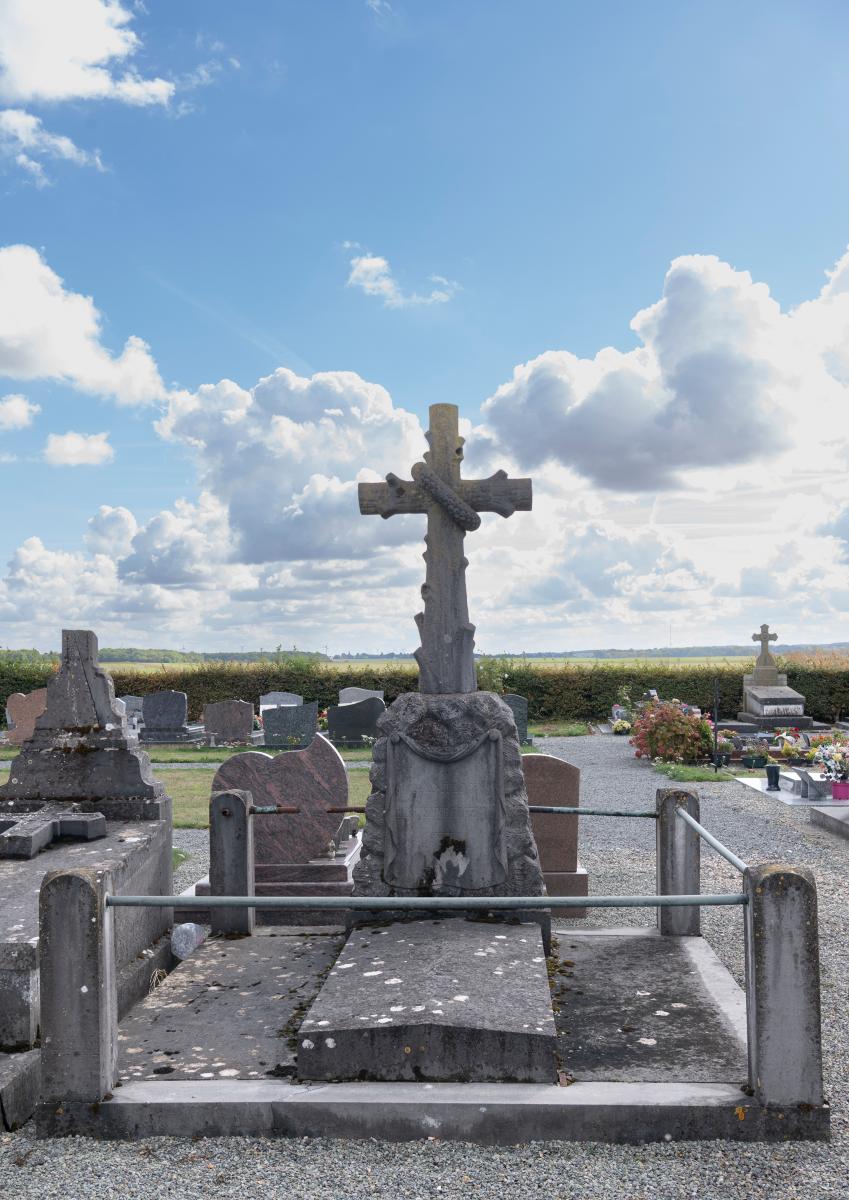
[752,623,778,667]
[359,403,532,694]
[0,802,106,859]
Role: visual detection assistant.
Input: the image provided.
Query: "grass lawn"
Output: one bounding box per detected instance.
[651,761,767,783]
[529,721,591,737]
[159,766,373,828]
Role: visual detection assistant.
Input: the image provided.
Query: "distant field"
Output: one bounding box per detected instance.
[106,655,756,673]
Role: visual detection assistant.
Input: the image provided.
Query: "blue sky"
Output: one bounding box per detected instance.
[2,1,849,652]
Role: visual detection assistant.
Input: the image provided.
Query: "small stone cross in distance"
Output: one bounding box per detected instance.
[752,623,778,667]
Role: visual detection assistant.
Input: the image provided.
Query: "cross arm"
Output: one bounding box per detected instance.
[457,470,532,517]
[358,475,428,518]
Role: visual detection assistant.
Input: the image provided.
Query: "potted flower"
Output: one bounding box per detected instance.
[813,743,849,800]
[612,718,632,735]
[715,735,734,766]
[741,739,769,769]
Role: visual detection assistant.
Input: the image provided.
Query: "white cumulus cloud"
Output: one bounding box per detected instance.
[0,392,39,430]
[43,430,114,466]
[0,0,174,107]
[347,252,459,308]
[0,245,167,405]
[0,108,103,186]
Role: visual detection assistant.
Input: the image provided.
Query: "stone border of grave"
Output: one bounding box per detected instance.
[32,788,828,1143]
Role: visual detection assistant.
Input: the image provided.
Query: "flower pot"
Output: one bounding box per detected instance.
[831,780,849,801]
[753,755,768,768]
[765,764,781,791]
[741,755,756,769]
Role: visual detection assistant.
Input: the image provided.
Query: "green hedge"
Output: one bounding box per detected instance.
[4,659,849,724]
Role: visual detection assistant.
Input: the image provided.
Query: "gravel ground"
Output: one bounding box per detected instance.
[3,734,848,1198]
[172,826,210,892]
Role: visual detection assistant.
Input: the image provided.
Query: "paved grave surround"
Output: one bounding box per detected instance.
[203,699,254,744]
[525,753,588,916]
[327,696,385,747]
[263,701,318,749]
[339,687,385,704]
[5,689,47,746]
[297,918,557,1083]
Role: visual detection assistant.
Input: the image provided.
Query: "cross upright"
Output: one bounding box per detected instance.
[752,623,778,667]
[358,403,532,694]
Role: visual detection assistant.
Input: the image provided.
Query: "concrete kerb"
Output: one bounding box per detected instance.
[742,863,824,1108]
[656,789,701,937]
[209,790,254,936]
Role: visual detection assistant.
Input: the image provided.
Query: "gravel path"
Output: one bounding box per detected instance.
[3,734,848,1198]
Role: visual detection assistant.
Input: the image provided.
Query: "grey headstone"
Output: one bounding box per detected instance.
[263,702,318,749]
[260,692,303,712]
[503,693,530,744]
[339,687,384,704]
[143,690,189,730]
[327,696,385,746]
[202,699,254,743]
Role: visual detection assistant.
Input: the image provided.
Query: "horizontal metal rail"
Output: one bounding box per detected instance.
[106,892,746,911]
[675,806,748,874]
[248,805,300,815]
[528,806,657,818]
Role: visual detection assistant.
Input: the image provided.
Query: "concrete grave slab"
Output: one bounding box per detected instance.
[0,1049,39,1130]
[118,929,344,1083]
[297,918,557,1083]
[810,804,849,841]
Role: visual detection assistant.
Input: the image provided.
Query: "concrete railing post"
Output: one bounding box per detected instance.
[209,789,254,935]
[656,788,701,936]
[743,864,824,1107]
[39,868,117,1104]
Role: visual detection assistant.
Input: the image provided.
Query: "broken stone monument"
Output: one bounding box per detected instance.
[298,403,549,1084]
[190,736,358,925]
[5,688,47,746]
[140,689,205,743]
[737,624,812,729]
[525,753,588,917]
[0,630,173,1127]
[202,698,255,744]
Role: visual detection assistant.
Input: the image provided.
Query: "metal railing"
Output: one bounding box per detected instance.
[674,806,748,873]
[105,892,747,911]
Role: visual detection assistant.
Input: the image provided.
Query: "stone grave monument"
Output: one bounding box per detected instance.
[260,691,302,714]
[5,687,47,746]
[737,624,812,730]
[339,686,384,704]
[0,630,173,1127]
[118,694,144,731]
[326,694,385,746]
[264,701,319,749]
[140,689,205,743]
[297,403,552,1085]
[203,698,255,744]
[525,753,588,916]
[189,736,358,924]
[504,692,531,744]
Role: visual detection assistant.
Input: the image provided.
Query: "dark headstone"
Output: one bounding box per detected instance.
[503,693,530,744]
[143,690,188,730]
[260,691,303,711]
[327,696,385,747]
[203,699,254,743]
[264,702,318,749]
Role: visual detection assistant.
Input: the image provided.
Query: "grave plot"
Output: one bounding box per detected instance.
[31,408,829,1145]
[0,630,173,1131]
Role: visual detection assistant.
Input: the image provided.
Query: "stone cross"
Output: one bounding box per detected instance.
[0,802,106,859]
[752,623,778,667]
[359,403,532,693]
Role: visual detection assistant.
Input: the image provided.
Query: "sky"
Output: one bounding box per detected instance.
[2,0,849,654]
